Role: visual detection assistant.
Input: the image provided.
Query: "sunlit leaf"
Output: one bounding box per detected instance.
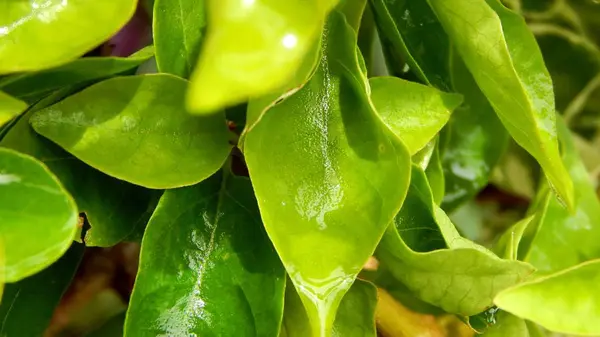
[2,89,159,248]
[187,0,338,113]
[427,0,574,209]
[369,76,462,155]
[0,1,137,74]
[244,11,411,335]
[495,259,600,335]
[0,91,27,128]
[0,147,78,282]
[30,74,232,189]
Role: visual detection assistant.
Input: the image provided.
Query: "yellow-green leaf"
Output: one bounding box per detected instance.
[244,11,411,336]
[0,91,27,128]
[187,0,338,113]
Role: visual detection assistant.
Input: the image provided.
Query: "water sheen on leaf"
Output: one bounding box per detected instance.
[0,91,27,128]
[281,279,378,337]
[153,0,205,78]
[243,11,411,337]
[495,259,600,335]
[0,148,78,282]
[442,51,509,211]
[187,0,338,113]
[0,46,155,104]
[427,0,575,209]
[30,74,232,189]
[0,0,137,74]
[125,172,285,337]
[369,76,462,155]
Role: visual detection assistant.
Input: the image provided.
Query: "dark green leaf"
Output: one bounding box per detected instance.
[427,0,574,209]
[441,50,509,211]
[369,76,462,155]
[153,0,205,78]
[0,1,137,74]
[2,91,158,248]
[0,243,84,337]
[0,147,78,282]
[187,0,337,112]
[369,0,452,89]
[495,259,600,335]
[0,46,155,104]
[30,74,232,189]
[125,172,285,337]
[243,11,411,335]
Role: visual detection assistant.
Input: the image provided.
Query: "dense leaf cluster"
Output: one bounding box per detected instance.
[1,0,600,336]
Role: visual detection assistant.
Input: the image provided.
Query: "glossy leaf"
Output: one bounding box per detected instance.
[427,0,574,209]
[281,279,377,337]
[495,259,600,335]
[494,216,535,261]
[441,51,509,211]
[527,119,600,273]
[125,172,285,337]
[244,11,411,336]
[153,0,205,78]
[0,46,155,104]
[369,76,462,155]
[369,0,452,89]
[0,91,27,128]
[0,243,84,336]
[0,0,137,74]
[2,91,158,248]
[0,148,78,282]
[187,0,337,112]
[30,74,232,189]
[481,311,529,337]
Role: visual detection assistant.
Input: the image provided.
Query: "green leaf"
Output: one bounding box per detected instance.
[494,216,535,261]
[481,311,530,337]
[495,259,600,335]
[376,225,534,316]
[0,91,27,128]
[0,46,155,104]
[187,0,337,112]
[369,76,462,155]
[369,0,452,89]
[153,0,205,78]
[30,74,232,189]
[0,0,137,74]
[441,50,509,211]
[427,0,574,209]
[2,90,159,248]
[281,279,377,337]
[243,11,411,336]
[527,119,600,273]
[125,172,285,337]
[425,140,445,205]
[0,148,78,282]
[0,243,84,336]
